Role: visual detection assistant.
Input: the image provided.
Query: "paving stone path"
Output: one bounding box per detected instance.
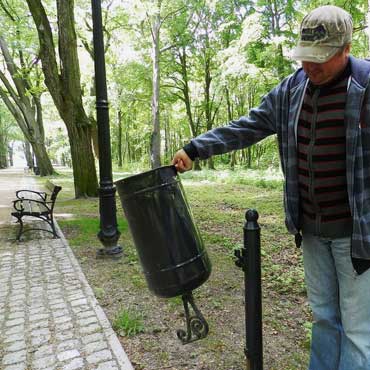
[0,168,134,370]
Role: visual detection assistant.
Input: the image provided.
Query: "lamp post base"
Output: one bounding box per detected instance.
[96,228,123,259]
[96,245,123,259]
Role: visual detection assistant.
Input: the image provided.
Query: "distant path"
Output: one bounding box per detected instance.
[0,167,36,226]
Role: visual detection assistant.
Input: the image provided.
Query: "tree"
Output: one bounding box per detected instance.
[119,0,188,168]
[0,102,21,168]
[26,0,98,197]
[0,1,54,175]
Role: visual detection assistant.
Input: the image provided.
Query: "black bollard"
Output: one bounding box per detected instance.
[235,209,263,370]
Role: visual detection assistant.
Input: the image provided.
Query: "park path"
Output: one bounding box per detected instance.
[0,167,134,370]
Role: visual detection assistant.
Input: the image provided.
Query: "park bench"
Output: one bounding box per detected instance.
[11,180,62,241]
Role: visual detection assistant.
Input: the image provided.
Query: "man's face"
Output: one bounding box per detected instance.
[302,45,350,85]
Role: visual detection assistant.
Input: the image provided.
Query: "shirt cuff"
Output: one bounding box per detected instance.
[183,142,199,161]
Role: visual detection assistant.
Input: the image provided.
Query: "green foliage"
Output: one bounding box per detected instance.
[2,0,369,172]
[113,308,145,337]
[0,101,20,168]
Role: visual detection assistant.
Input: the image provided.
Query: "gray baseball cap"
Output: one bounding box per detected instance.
[292,5,352,64]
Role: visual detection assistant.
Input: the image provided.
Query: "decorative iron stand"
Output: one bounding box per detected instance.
[235,209,263,370]
[91,0,122,258]
[177,291,209,344]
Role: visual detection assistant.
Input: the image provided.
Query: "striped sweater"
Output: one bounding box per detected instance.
[297,66,352,237]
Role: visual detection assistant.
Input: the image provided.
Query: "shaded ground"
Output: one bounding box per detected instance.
[52,169,311,370]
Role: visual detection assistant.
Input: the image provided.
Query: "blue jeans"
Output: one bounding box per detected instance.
[302,234,370,370]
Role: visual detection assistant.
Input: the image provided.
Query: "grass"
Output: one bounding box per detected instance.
[113,308,145,337]
[40,166,310,369]
[57,216,128,248]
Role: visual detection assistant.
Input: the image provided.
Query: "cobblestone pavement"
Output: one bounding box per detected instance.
[0,168,134,370]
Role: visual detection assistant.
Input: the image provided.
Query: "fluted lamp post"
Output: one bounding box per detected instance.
[91,0,122,258]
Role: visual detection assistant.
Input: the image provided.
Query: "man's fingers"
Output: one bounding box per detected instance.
[171,149,193,173]
[174,159,186,172]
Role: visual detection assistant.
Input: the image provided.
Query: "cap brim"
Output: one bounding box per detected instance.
[292,44,339,64]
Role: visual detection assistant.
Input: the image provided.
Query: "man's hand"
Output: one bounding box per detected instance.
[172,149,193,173]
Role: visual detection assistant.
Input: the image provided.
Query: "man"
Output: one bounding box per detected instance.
[172,6,370,370]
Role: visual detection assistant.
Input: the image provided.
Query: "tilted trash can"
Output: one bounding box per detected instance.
[115,165,211,343]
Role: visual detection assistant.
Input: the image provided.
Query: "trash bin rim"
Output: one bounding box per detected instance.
[114,164,177,187]
[119,179,180,200]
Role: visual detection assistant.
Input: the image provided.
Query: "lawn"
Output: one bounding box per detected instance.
[40,166,311,370]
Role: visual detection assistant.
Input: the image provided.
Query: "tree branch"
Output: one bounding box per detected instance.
[0,0,18,22]
[0,70,19,104]
[0,35,30,99]
[159,5,187,28]
[0,86,30,137]
[26,0,62,108]
[160,44,176,54]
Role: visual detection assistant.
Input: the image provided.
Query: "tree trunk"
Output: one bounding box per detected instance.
[164,112,169,164]
[31,140,54,176]
[0,86,54,175]
[0,34,54,176]
[117,110,123,168]
[33,94,54,175]
[204,53,215,170]
[150,12,161,169]
[67,123,97,197]
[225,87,236,170]
[125,117,131,163]
[193,158,201,171]
[178,47,202,171]
[8,143,13,166]
[24,141,34,169]
[26,0,98,197]
[277,43,285,78]
[179,48,197,135]
[0,134,7,168]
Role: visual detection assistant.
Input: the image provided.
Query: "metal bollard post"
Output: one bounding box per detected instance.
[235,209,263,370]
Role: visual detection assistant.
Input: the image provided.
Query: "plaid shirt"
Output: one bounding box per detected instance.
[191,56,370,260]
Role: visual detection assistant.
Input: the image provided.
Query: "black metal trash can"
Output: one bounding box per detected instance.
[115,165,211,298]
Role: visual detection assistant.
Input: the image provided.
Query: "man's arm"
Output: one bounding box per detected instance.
[172,81,282,171]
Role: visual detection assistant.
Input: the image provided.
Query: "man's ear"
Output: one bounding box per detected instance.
[345,43,351,56]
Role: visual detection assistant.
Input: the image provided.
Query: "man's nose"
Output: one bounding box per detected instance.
[303,61,321,71]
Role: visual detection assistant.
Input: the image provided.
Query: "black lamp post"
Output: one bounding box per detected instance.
[91,0,122,258]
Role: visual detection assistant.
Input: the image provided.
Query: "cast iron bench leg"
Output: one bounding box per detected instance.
[14,215,24,241]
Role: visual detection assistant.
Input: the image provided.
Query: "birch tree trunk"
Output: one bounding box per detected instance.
[150,9,162,169]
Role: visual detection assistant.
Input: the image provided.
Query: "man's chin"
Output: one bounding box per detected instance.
[308,75,326,86]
